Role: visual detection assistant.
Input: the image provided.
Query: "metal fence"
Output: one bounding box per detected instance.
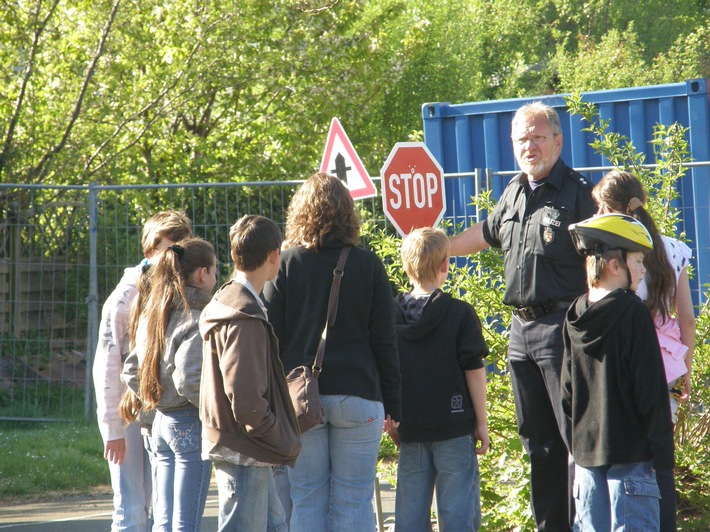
[0,179,394,422]
[1,163,707,422]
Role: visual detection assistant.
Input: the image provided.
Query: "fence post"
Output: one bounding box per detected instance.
[85,182,99,423]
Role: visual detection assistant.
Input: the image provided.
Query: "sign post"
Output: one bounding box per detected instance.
[380,142,446,236]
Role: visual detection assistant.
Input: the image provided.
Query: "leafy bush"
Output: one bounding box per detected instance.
[675,295,710,529]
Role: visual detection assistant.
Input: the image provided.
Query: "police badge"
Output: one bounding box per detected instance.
[544,226,555,244]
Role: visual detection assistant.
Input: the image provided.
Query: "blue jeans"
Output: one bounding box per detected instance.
[108,421,152,531]
[395,434,481,532]
[573,460,661,531]
[214,461,288,532]
[273,465,292,522]
[151,407,211,532]
[289,395,384,532]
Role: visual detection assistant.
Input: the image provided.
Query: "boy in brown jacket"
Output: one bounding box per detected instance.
[199,214,301,532]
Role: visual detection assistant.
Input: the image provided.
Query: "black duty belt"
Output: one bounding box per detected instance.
[512,301,572,321]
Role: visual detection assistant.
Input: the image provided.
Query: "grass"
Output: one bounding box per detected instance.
[0,421,109,500]
[0,423,396,501]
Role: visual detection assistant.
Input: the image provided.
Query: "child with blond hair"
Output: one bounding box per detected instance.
[387,226,489,531]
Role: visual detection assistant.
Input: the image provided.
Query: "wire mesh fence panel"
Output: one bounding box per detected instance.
[0,185,90,421]
[1,180,390,421]
[94,183,298,300]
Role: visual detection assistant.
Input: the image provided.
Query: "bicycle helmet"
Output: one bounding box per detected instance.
[569,213,653,256]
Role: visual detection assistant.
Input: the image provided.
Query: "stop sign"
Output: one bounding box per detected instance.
[380,142,446,236]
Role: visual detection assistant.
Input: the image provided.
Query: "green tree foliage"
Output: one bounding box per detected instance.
[554,28,650,92]
[550,0,706,62]
[0,0,122,183]
[371,0,555,148]
[653,24,710,84]
[0,0,403,185]
[550,7,709,91]
[1,0,708,188]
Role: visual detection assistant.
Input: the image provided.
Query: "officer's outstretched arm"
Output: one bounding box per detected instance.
[449,221,489,256]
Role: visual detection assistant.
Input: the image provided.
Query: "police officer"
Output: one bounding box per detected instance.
[450,102,596,531]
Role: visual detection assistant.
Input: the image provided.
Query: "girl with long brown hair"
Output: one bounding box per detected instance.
[122,237,217,532]
[593,170,695,532]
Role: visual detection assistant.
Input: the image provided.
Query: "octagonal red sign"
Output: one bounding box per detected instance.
[380,142,446,236]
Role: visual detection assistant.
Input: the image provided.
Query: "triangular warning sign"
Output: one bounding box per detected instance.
[319,118,377,200]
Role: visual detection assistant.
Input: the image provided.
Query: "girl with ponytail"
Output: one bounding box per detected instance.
[122,237,217,532]
[593,170,695,532]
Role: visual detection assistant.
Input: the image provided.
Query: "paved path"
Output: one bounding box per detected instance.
[0,478,396,531]
[0,487,219,531]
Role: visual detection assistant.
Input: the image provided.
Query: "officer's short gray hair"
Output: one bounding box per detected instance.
[512,102,562,136]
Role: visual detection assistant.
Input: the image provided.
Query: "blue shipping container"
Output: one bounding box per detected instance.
[423,79,710,305]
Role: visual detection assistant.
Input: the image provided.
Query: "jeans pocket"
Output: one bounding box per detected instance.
[216,468,236,500]
[398,443,424,474]
[435,435,475,475]
[166,419,201,454]
[338,396,382,426]
[622,476,661,532]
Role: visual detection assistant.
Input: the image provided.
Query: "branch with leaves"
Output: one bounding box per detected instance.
[29,0,122,183]
[0,0,60,175]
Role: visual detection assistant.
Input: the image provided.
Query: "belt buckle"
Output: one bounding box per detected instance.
[515,306,536,321]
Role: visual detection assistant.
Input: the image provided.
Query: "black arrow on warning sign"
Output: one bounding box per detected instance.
[331,153,351,182]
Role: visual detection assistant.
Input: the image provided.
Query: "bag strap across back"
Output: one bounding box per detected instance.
[312,246,350,378]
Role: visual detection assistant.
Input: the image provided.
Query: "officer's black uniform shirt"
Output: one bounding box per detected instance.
[482,158,596,308]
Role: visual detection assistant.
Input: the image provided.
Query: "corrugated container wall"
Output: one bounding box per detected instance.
[423,79,710,305]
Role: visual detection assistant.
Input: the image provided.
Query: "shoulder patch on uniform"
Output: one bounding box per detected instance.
[565,167,591,187]
[568,172,588,185]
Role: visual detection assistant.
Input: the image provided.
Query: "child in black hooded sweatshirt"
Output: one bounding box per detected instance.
[386,227,489,532]
[562,214,674,532]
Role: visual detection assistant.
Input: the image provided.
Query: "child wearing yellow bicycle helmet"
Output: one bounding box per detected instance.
[562,214,673,532]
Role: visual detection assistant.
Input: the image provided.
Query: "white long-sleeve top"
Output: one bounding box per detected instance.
[92,265,141,443]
